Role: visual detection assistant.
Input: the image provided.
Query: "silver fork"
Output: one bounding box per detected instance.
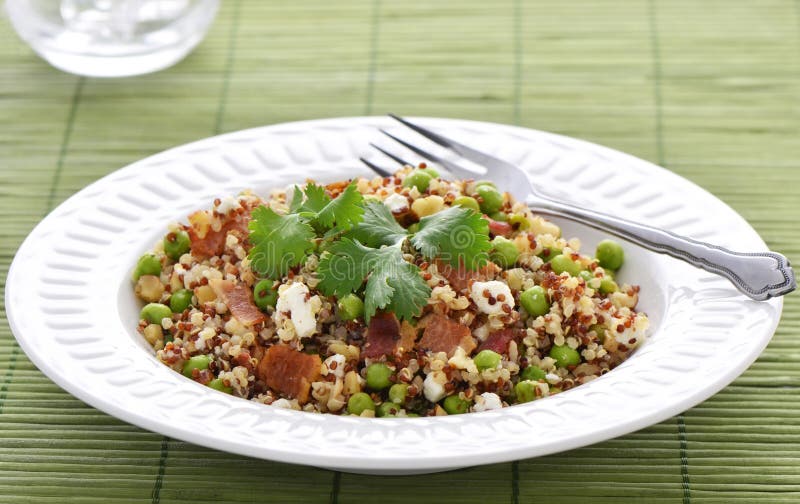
[361,114,796,301]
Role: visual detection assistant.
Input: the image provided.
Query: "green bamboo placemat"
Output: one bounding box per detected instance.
[1,1,799,502]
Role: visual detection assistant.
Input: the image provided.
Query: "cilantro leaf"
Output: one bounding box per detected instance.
[317,240,431,322]
[364,246,431,322]
[347,200,408,247]
[315,182,364,231]
[248,206,316,278]
[411,206,491,269]
[289,183,330,215]
[317,238,372,298]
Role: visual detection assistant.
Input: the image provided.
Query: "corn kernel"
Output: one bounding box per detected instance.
[194,285,216,304]
[135,275,164,302]
[344,370,362,395]
[411,195,445,218]
[143,324,163,345]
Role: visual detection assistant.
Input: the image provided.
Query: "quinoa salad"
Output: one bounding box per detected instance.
[132,165,649,417]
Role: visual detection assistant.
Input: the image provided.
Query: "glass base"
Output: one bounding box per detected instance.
[6,0,219,78]
[31,34,205,78]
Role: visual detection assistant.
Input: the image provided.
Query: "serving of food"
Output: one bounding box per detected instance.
[132,164,649,417]
[9,117,783,471]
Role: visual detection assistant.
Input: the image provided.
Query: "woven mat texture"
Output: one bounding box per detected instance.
[1,1,799,502]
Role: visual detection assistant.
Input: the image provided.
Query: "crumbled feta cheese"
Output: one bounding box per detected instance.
[225,233,239,249]
[470,280,514,316]
[473,392,503,412]
[271,398,294,409]
[383,192,409,213]
[216,196,242,214]
[423,370,448,402]
[323,354,346,379]
[609,314,649,349]
[273,282,322,340]
[545,373,562,384]
[448,346,479,374]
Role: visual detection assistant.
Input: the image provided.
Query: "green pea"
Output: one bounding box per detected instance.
[347,392,376,415]
[365,363,393,390]
[508,214,530,230]
[520,286,550,317]
[489,211,508,222]
[407,223,420,234]
[599,278,619,294]
[141,303,172,324]
[514,381,537,403]
[132,254,161,281]
[169,289,194,313]
[442,395,472,415]
[420,167,440,179]
[520,366,546,382]
[402,169,433,192]
[579,270,600,289]
[208,378,232,394]
[474,349,502,371]
[452,196,480,213]
[338,294,364,321]
[377,401,401,418]
[164,230,190,261]
[549,386,563,394]
[596,239,625,270]
[253,279,278,310]
[388,383,409,404]
[550,254,582,277]
[490,236,520,268]
[550,345,581,368]
[589,324,607,342]
[474,180,497,189]
[182,355,211,378]
[475,185,503,214]
[538,247,562,262]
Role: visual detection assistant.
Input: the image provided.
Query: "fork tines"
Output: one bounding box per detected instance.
[360,115,482,179]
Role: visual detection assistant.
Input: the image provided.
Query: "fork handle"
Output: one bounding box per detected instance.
[526,195,796,301]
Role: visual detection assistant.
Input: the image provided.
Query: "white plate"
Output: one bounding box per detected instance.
[6,117,783,475]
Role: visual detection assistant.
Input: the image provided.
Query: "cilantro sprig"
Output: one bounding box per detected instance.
[249,182,493,322]
[318,201,492,322]
[249,207,316,278]
[411,205,491,269]
[289,182,364,232]
[347,201,490,268]
[317,238,430,321]
[249,181,363,278]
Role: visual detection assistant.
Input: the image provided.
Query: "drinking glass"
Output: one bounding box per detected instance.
[6,0,220,77]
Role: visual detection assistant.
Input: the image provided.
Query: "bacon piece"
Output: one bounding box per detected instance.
[363,313,401,359]
[256,345,321,404]
[324,180,350,198]
[477,328,522,356]
[486,217,513,237]
[188,211,250,258]
[209,279,265,326]
[362,314,418,359]
[418,313,476,358]
[435,259,500,293]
